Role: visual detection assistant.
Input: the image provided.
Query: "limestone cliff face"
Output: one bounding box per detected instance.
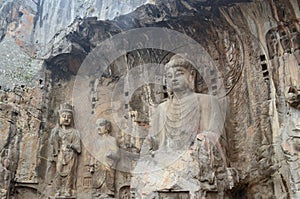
[0,0,150,89]
[0,0,300,198]
[34,0,150,49]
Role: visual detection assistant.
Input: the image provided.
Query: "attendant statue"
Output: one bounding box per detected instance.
[49,103,81,197]
[89,118,119,198]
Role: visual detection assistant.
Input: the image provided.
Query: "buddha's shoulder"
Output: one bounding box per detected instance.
[157,94,218,104]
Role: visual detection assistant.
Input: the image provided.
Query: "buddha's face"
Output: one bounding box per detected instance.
[59,111,73,126]
[165,66,193,93]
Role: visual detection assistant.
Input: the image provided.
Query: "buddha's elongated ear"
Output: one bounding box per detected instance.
[190,69,196,79]
[188,69,197,90]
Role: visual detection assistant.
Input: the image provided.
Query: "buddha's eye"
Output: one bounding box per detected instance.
[175,70,184,76]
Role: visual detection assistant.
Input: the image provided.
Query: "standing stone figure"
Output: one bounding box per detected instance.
[49,103,81,197]
[132,55,229,198]
[89,118,119,198]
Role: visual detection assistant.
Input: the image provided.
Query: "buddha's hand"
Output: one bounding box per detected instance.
[106,151,119,160]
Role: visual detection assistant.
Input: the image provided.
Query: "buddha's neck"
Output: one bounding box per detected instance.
[173,89,194,100]
[61,125,71,130]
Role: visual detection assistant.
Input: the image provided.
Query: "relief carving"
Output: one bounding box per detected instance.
[283,87,300,193]
[278,24,292,54]
[266,28,279,59]
[288,20,300,52]
[285,86,300,109]
[0,149,11,199]
[266,20,300,59]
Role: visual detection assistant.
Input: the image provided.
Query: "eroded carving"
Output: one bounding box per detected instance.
[289,20,300,52]
[0,149,11,199]
[266,28,279,59]
[278,24,292,54]
[283,86,300,193]
[285,86,300,109]
[266,20,300,59]
[89,118,119,199]
[119,186,131,199]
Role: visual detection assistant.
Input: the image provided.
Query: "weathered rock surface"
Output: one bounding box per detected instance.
[0,86,43,198]
[0,0,300,198]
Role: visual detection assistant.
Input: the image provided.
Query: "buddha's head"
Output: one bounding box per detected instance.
[165,55,196,94]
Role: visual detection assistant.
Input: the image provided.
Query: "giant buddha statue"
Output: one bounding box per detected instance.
[131,55,231,198]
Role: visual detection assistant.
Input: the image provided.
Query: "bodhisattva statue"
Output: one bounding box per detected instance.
[89,118,119,199]
[131,55,231,198]
[49,103,81,197]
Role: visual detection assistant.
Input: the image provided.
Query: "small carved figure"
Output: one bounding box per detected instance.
[49,103,81,197]
[278,24,292,54]
[266,28,279,59]
[288,20,300,52]
[89,118,119,198]
[285,86,300,109]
